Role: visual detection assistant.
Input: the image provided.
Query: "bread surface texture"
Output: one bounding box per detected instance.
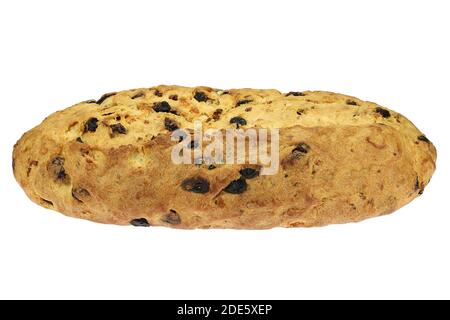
[13,85,436,229]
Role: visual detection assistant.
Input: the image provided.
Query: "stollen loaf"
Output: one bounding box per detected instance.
[12,85,436,229]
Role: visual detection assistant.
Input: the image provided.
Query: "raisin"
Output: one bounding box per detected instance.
[84,118,99,132]
[181,177,210,193]
[131,92,145,99]
[50,156,69,182]
[212,109,223,121]
[293,142,310,154]
[52,156,64,167]
[286,92,305,97]
[153,101,171,113]
[194,91,208,102]
[418,135,430,143]
[346,99,358,106]
[208,164,216,170]
[154,89,163,97]
[229,116,247,128]
[76,137,84,143]
[375,107,391,118]
[57,170,67,181]
[296,109,304,115]
[96,92,116,104]
[110,123,127,134]
[162,210,181,225]
[236,99,252,107]
[224,177,247,194]
[130,218,150,227]
[72,187,90,202]
[164,117,179,132]
[169,94,178,101]
[239,168,259,179]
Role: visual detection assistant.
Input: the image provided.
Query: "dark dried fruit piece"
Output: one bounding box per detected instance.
[96,92,116,104]
[286,92,305,97]
[164,117,179,132]
[84,118,99,132]
[56,170,68,181]
[153,101,171,113]
[131,92,145,99]
[239,168,259,179]
[169,94,178,101]
[52,156,64,167]
[162,210,181,225]
[346,99,358,106]
[154,89,163,97]
[72,187,91,202]
[76,137,84,143]
[229,116,247,128]
[418,135,430,143]
[130,218,150,227]
[110,123,127,135]
[296,109,304,115]
[236,99,252,107]
[208,164,216,170]
[224,177,247,194]
[181,177,210,193]
[293,142,310,154]
[375,107,391,118]
[212,109,223,121]
[50,156,69,182]
[194,91,208,102]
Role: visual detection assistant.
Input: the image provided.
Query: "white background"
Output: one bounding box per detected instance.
[0,0,449,300]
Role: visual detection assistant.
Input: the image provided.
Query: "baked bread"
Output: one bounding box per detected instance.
[12,85,436,229]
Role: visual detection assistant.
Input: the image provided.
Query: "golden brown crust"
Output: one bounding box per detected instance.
[12,85,437,229]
